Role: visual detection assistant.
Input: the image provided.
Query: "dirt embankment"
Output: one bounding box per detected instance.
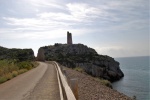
[64,67,132,100]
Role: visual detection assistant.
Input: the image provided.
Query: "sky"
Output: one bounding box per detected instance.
[0,0,149,57]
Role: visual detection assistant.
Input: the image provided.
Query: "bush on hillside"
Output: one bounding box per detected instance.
[0,60,38,84]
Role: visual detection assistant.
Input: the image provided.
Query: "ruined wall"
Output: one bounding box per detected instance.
[67,31,73,44]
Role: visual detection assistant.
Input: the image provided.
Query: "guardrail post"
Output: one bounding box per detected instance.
[63,69,66,76]
[70,78,78,100]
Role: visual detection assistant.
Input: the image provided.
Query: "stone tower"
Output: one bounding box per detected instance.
[67,31,73,44]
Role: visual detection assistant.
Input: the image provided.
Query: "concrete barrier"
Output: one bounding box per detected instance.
[69,78,78,100]
[54,63,64,100]
[53,61,76,100]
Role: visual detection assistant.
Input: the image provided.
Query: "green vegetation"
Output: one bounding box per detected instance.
[0,60,38,84]
[40,44,117,69]
[94,78,112,88]
[73,67,85,73]
[73,66,112,88]
[0,46,38,83]
[0,46,35,61]
[38,44,124,82]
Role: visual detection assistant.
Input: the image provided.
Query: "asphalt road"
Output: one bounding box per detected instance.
[0,62,60,100]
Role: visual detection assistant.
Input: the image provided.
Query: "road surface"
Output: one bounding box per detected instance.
[0,62,60,100]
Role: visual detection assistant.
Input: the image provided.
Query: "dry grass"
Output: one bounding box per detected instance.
[0,76,7,83]
[12,71,18,77]
[73,66,112,88]
[94,78,112,88]
[73,67,85,73]
[17,69,28,74]
[0,60,39,84]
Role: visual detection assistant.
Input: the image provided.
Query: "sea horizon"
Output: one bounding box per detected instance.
[115,55,150,59]
[113,56,149,100]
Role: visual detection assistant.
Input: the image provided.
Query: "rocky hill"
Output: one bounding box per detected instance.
[0,46,35,61]
[37,43,124,82]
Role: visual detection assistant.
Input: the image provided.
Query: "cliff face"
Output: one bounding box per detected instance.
[38,43,124,82]
[0,46,35,61]
[36,48,45,61]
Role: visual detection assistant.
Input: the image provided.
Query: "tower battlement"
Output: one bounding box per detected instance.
[67,31,73,44]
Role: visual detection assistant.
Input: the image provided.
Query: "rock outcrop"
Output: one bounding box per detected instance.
[36,48,45,61]
[38,43,124,82]
[0,46,35,61]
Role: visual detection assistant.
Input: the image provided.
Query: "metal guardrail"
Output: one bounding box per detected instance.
[53,61,77,100]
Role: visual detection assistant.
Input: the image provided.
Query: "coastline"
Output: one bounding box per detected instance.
[63,66,132,100]
[113,56,149,100]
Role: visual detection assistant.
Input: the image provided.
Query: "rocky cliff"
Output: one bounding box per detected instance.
[37,43,124,82]
[0,46,35,61]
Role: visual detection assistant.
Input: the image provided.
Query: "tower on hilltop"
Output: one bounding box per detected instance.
[67,31,73,44]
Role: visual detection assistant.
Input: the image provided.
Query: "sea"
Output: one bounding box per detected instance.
[112,56,150,100]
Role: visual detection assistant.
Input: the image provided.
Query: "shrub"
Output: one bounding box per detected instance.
[5,73,13,80]
[18,69,28,74]
[0,60,18,75]
[17,61,32,70]
[0,69,3,76]
[101,80,112,88]
[12,71,18,77]
[95,78,112,88]
[74,67,84,73]
[0,77,7,83]
[0,60,38,84]
[31,62,39,68]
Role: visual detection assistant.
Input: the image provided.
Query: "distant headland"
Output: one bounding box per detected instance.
[37,31,124,82]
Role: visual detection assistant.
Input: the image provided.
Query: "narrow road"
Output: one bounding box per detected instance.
[0,62,60,100]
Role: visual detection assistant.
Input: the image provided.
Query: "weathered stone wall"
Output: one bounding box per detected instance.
[67,31,73,44]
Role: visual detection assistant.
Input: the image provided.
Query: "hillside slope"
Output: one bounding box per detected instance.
[64,67,132,100]
[37,43,124,81]
[0,46,35,61]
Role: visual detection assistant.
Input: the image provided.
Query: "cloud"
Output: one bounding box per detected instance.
[1,0,148,36]
[1,2,108,40]
[18,29,86,40]
[25,0,64,9]
[37,12,80,22]
[94,46,149,57]
[0,27,87,40]
[66,3,101,20]
[0,0,149,57]
[95,46,123,55]
[36,3,102,23]
[2,16,72,31]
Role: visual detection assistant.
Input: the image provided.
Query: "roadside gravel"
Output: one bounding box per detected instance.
[63,66,132,100]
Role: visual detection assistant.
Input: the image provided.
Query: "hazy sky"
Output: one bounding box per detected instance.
[0,0,149,57]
